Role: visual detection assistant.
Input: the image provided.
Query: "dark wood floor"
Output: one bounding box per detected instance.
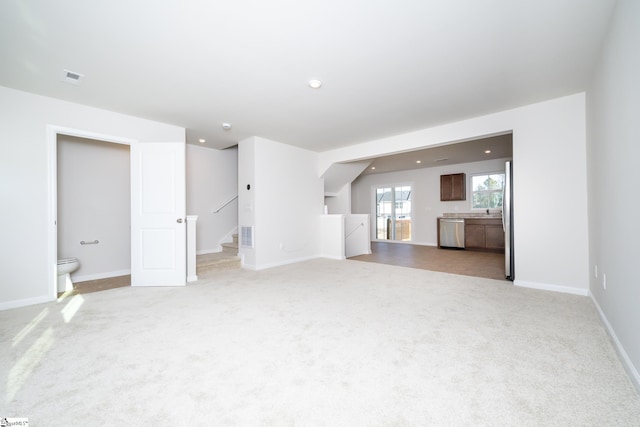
[349,242,507,281]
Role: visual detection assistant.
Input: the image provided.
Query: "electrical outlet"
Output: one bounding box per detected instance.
[594,265,598,278]
[603,273,607,290]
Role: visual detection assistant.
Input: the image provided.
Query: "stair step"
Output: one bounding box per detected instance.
[196,252,241,277]
[221,241,238,254]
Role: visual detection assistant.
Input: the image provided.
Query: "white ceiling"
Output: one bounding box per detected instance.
[359,133,513,176]
[0,0,615,152]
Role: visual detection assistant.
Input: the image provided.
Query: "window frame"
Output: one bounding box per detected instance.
[470,171,505,211]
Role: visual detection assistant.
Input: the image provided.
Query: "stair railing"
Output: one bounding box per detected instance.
[345,222,365,239]
[212,195,238,213]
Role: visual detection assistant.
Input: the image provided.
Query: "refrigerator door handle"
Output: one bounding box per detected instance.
[502,187,506,232]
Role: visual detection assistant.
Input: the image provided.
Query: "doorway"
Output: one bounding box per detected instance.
[47,126,187,299]
[47,126,136,299]
[57,135,131,292]
[375,185,412,241]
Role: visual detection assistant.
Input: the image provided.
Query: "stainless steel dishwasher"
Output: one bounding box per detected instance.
[439,218,465,249]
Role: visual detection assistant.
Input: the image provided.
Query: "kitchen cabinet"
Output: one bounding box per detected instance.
[464,223,485,248]
[485,223,505,250]
[464,218,504,252]
[440,173,466,201]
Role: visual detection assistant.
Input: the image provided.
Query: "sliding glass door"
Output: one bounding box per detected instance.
[375,185,412,241]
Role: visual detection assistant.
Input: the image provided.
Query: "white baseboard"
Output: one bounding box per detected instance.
[0,294,52,311]
[187,274,198,283]
[72,269,131,283]
[196,248,222,255]
[320,254,346,261]
[514,279,589,296]
[591,294,640,393]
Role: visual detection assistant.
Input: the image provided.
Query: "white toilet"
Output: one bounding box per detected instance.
[57,258,80,293]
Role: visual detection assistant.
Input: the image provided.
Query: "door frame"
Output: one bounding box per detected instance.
[371,183,413,242]
[47,125,137,300]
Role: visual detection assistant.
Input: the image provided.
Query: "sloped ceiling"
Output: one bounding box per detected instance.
[322,161,372,195]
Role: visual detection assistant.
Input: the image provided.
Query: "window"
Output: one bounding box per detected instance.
[471,173,504,209]
[375,185,412,241]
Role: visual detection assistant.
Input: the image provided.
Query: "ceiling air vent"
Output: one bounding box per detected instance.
[61,69,84,85]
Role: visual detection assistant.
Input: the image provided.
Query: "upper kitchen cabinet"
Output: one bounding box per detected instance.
[440,173,466,201]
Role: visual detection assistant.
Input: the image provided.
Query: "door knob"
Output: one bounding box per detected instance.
[177,218,183,223]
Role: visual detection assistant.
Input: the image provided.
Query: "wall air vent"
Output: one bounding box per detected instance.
[240,226,254,248]
[61,69,84,85]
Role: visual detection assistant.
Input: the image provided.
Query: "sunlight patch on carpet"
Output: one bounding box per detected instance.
[12,307,49,348]
[7,327,54,402]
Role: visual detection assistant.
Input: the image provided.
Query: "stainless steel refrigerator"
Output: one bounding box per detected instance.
[503,161,515,281]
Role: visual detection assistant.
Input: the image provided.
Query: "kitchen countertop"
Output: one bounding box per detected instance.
[441,212,502,219]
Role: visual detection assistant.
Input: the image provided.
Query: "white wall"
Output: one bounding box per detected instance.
[186,144,238,254]
[352,158,509,246]
[324,185,351,215]
[0,86,184,310]
[57,136,130,281]
[238,137,324,269]
[320,93,589,295]
[237,138,256,267]
[318,215,345,260]
[322,161,371,214]
[344,214,371,258]
[586,0,640,390]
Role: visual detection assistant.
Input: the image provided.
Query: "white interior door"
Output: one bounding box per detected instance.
[131,142,186,286]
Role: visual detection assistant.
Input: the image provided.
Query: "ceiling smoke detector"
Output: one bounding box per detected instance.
[61,69,84,85]
[221,123,232,130]
[308,79,322,89]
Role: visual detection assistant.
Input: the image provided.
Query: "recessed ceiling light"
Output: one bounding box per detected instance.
[416,160,422,164]
[221,123,232,130]
[198,138,206,143]
[371,166,376,170]
[484,149,492,154]
[308,79,322,89]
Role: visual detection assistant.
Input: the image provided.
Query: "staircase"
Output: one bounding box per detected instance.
[196,234,241,278]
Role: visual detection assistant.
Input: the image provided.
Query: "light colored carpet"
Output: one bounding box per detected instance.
[1,259,639,426]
